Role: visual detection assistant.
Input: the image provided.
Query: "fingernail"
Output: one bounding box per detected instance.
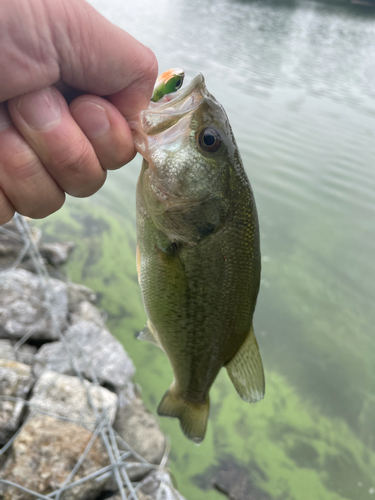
[73,102,111,139]
[0,105,11,132]
[18,87,61,130]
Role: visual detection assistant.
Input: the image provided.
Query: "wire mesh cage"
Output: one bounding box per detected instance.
[0,214,184,500]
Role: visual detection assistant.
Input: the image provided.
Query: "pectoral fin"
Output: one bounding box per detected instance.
[226,325,265,403]
[137,320,164,351]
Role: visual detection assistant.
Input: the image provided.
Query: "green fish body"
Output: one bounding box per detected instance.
[132,74,264,443]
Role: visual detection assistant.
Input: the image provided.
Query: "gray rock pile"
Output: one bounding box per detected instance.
[0,218,186,500]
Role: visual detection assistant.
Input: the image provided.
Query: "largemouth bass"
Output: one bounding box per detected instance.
[131,73,264,443]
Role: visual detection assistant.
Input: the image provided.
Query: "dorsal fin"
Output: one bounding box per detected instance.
[225,325,265,402]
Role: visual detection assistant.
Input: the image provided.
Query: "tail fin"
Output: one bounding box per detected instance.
[157,387,209,444]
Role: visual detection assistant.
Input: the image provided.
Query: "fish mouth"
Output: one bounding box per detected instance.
[129,73,206,154]
[148,73,205,114]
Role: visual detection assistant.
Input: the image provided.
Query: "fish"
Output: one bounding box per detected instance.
[151,68,185,102]
[130,73,265,443]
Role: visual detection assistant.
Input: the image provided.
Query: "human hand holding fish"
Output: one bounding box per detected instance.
[0,0,265,444]
[0,0,157,225]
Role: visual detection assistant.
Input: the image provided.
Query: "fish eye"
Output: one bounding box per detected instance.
[198,128,222,153]
[174,78,182,90]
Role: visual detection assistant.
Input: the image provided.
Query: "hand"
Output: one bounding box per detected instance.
[0,0,158,224]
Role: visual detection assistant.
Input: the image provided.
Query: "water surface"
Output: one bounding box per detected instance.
[39,0,375,498]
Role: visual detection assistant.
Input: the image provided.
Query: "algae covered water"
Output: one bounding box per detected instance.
[37,0,375,498]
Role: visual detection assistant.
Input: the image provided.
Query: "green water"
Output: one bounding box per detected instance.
[37,0,375,498]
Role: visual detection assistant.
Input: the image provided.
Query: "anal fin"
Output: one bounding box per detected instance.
[137,320,164,351]
[157,386,209,444]
[226,325,265,403]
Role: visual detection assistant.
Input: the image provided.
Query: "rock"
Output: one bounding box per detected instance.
[116,382,140,406]
[0,220,73,271]
[113,395,166,480]
[0,414,109,500]
[0,339,37,365]
[38,241,75,266]
[70,300,105,326]
[0,450,8,469]
[32,341,73,378]
[67,283,96,313]
[0,221,24,258]
[33,320,135,389]
[29,370,118,429]
[109,491,150,500]
[212,460,272,500]
[0,269,68,340]
[106,471,186,500]
[0,359,35,444]
[0,220,40,254]
[140,470,186,500]
[106,490,150,500]
[104,389,166,487]
[66,321,135,389]
[0,220,44,272]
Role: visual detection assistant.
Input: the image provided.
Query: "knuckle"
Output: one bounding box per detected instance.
[54,138,95,176]
[53,138,105,197]
[3,149,42,181]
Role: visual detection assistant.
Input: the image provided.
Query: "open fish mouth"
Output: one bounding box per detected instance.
[129,73,206,152]
[148,73,205,113]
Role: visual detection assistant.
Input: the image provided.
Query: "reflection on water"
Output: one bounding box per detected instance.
[39,0,375,499]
